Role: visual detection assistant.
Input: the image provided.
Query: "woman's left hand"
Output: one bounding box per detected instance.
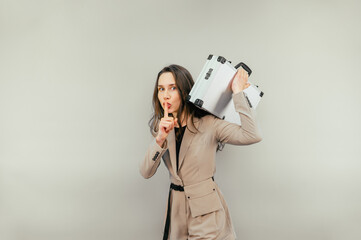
[230,68,250,94]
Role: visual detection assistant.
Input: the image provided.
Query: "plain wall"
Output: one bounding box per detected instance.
[1,0,360,239]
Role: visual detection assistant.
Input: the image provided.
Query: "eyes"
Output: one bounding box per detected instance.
[158,86,177,92]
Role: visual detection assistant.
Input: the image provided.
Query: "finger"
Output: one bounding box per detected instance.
[164,101,168,117]
[235,69,241,78]
[242,68,248,76]
[240,69,246,80]
[163,117,174,121]
[161,122,171,129]
[165,123,173,132]
[230,71,239,87]
[169,121,175,130]
[169,119,175,128]
[244,72,248,82]
[241,68,246,78]
[160,120,170,127]
[242,69,248,81]
[165,125,171,132]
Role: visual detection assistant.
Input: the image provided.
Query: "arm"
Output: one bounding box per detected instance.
[139,138,168,179]
[214,91,262,145]
[140,100,176,178]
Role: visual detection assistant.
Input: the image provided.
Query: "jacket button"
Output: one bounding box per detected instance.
[187,196,190,199]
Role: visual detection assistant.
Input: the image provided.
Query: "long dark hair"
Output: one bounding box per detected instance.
[148,64,210,138]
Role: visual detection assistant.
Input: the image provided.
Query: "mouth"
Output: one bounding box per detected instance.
[164,102,172,109]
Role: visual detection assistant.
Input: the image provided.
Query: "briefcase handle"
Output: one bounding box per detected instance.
[234,62,252,77]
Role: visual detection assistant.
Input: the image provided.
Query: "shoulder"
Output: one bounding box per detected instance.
[202,114,216,123]
[195,115,218,130]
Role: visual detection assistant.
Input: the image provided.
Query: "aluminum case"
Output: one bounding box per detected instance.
[187,54,263,125]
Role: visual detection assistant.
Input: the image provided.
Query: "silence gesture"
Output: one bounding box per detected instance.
[156,101,178,147]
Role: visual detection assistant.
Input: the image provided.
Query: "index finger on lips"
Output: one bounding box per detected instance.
[164,101,168,117]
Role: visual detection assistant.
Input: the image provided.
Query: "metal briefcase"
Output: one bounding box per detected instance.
[187,54,264,125]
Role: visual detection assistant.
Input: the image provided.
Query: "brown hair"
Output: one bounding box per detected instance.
[148,64,210,139]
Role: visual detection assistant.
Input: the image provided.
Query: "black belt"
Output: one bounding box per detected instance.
[162,177,214,240]
[170,183,184,191]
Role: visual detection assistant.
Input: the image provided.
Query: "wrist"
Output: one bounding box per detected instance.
[156,136,165,147]
[232,88,243,94]
[233,83,249,94]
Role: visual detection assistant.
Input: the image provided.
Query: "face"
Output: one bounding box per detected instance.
[157,72,182,116]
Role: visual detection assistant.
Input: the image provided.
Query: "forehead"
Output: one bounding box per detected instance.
[158,72,176,85]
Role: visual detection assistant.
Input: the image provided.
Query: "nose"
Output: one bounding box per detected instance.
[163,90,170,100]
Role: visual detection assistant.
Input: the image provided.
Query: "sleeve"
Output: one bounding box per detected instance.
[139,138,168,179]
[214,91,262,145]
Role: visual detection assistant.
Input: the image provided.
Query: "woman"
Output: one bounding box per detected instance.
[140,64,262,240]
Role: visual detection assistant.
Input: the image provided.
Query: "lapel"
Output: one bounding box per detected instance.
[167,116,201,177]
[178,117,200,171]
[167,129,179,180]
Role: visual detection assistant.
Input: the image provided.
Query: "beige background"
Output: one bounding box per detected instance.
[1,0,361,239]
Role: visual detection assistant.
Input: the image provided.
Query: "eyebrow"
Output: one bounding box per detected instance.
[157,84,176,87]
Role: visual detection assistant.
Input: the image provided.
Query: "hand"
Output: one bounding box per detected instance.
[230,68,250,94]
[156,101,178,147]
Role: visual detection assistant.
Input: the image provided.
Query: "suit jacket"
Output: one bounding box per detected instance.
[140,91,262,239]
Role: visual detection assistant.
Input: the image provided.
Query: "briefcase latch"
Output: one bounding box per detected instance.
[205,68,213,80]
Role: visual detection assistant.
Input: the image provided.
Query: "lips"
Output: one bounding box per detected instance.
[164,102,172,109]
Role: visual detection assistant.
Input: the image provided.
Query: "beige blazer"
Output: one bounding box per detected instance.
[140,92,262,240]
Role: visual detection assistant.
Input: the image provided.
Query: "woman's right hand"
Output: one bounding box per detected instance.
[156,102,178,147]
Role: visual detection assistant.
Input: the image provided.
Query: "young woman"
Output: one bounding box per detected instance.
[140,64,262,240]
